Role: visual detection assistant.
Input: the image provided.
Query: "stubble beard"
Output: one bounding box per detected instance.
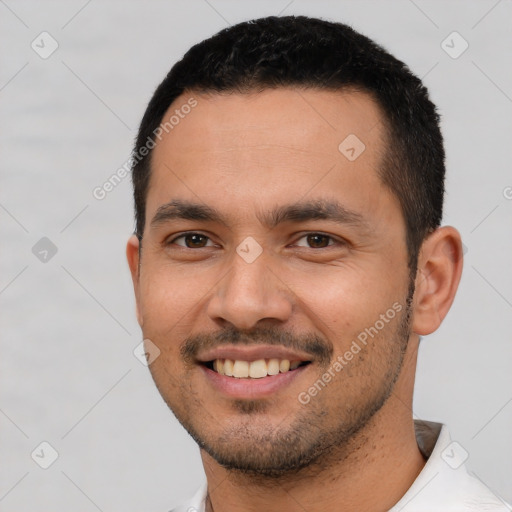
[154,282,415,481]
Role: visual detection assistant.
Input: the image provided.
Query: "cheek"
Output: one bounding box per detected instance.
[284,264,395,335]
[139,262,211,333]
[138,267,208,399]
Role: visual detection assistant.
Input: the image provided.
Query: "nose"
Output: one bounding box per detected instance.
[206,249,293,331]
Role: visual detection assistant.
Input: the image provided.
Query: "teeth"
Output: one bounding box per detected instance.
[233,360,249,378]
[249,359,267,378]
[279,359,290,373]
[223,359,234,377]
[267,358,280,375]
[210,358,305,378]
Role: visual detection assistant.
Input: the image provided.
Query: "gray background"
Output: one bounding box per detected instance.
[1,0,511,510]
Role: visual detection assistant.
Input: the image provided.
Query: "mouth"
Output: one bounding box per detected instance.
[204,358,311,379]
[196,345,314,398]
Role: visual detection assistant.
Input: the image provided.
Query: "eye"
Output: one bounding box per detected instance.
[169,233,215,248]
[294,233,337,249]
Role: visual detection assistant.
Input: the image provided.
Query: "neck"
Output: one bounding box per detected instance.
[202,341,424,512]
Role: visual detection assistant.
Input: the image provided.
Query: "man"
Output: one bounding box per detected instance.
[126,16,508,512]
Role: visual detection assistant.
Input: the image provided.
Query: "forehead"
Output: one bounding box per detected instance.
[153,87,384,161]
[148,88,396,229]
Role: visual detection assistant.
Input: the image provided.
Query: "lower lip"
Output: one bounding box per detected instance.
[200,364,310,399]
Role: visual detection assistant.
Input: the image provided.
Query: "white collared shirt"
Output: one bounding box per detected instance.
[171,420,510,511]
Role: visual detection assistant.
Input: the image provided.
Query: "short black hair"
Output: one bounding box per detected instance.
[131,15,445,272]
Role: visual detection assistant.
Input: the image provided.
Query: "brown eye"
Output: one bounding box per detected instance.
[184,234,209,248]
[171,233,213,248]
[305,234,331,248]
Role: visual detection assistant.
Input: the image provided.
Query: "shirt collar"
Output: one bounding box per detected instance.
[173,420,509,511]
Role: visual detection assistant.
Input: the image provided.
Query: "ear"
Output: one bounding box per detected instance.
[412,226,464,336]
[126,234,143,327]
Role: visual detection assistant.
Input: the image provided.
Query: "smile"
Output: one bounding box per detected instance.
[205,358,310,378]
[197,344,314,397]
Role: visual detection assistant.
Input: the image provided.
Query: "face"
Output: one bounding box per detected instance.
[128,88,414,476]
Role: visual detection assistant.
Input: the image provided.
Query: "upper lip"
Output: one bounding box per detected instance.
[196,344,314,363]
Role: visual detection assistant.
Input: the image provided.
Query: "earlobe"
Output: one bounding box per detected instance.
[126,234,143,327]
[412,226,464,336]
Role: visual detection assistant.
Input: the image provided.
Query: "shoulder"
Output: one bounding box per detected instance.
[391,421,510,511]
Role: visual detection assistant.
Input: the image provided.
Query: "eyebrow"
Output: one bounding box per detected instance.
[151,200,229,228]
[150,198,369,231]
[260,199,367,230]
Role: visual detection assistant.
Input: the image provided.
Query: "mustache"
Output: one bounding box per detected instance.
[180,325,333,365]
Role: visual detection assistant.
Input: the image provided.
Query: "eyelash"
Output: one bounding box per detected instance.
[166,232,344,249]
[167,233,216,248]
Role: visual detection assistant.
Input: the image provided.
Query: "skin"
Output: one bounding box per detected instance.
[127,88,463,511]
